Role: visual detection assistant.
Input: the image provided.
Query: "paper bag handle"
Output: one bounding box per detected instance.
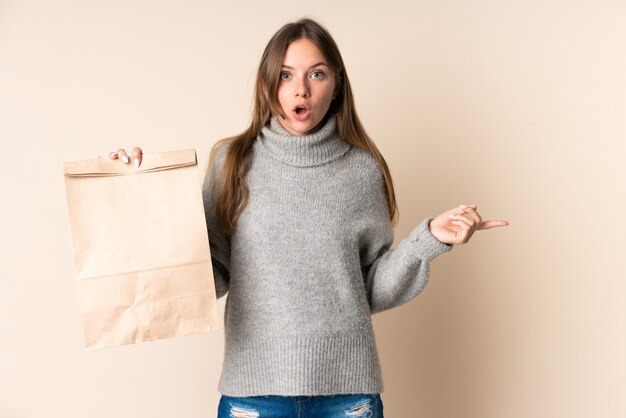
[63,149,197,177]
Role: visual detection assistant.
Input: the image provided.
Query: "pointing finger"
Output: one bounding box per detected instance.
[478,220,510,230]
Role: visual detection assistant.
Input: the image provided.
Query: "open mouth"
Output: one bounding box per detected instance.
[292,104,310,121]
[294,105,308,115]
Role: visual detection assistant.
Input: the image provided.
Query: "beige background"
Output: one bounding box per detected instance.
[1,0,624,417]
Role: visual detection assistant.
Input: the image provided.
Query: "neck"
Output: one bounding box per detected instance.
[257,114,351,167]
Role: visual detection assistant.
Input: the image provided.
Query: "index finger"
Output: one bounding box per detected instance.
[478,220,510,230]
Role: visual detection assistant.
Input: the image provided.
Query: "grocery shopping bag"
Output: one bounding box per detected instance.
[63,149,220,349]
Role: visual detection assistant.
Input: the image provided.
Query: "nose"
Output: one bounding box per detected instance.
[295,76,310,98]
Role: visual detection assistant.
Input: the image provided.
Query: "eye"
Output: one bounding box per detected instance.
[280,72,291,80]
[310,71,325,79]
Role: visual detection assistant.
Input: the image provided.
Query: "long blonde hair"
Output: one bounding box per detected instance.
[210,18,398,235]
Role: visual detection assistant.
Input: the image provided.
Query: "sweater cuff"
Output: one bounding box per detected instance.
[408,217,454,262]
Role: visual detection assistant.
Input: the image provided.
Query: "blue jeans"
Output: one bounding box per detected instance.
[218,393,384,417]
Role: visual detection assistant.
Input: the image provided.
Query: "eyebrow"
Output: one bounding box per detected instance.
[281,62,329,70]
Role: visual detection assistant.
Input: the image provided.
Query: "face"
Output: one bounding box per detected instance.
[275,38,337,136]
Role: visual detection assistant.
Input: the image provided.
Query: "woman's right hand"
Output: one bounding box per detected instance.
[105,146,143,167]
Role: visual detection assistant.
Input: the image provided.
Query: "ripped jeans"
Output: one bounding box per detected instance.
[217,393,384,418]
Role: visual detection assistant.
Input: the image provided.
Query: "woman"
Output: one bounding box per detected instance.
[109,17,508,418]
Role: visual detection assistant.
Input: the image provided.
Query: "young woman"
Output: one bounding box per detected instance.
[109,17,508,418]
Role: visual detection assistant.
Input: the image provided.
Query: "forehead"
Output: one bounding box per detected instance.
[282,38,327,66]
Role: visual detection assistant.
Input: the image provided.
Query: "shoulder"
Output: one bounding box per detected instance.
[342,147,391,220]
[209,137,233,162]
[207,137,235,172]
[346,146,386,189]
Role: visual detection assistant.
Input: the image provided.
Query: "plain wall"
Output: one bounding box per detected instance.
[1,0,624,417]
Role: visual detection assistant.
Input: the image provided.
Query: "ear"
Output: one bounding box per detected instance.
[262,84,269,99]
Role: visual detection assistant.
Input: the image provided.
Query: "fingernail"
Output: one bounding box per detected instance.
[134,158,140,167]
[448,214,455,218]
[121,155,129,164]
[109,152,117,158]
[460,204,467,208]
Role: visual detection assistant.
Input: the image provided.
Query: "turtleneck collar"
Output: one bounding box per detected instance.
[257,114,352,167]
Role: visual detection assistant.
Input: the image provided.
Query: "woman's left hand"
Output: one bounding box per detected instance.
[429,204,509,245]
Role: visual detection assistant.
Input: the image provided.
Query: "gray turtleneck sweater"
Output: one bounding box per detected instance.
[202,115,453,397]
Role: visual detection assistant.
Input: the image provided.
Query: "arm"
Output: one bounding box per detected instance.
[362,215,453,314]
[201,144,231,299]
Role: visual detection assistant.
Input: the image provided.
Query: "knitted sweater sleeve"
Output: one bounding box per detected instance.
[360,167,454,314]
[201,143,231,299]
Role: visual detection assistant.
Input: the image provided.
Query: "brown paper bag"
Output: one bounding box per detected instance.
[63,149,220,349]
